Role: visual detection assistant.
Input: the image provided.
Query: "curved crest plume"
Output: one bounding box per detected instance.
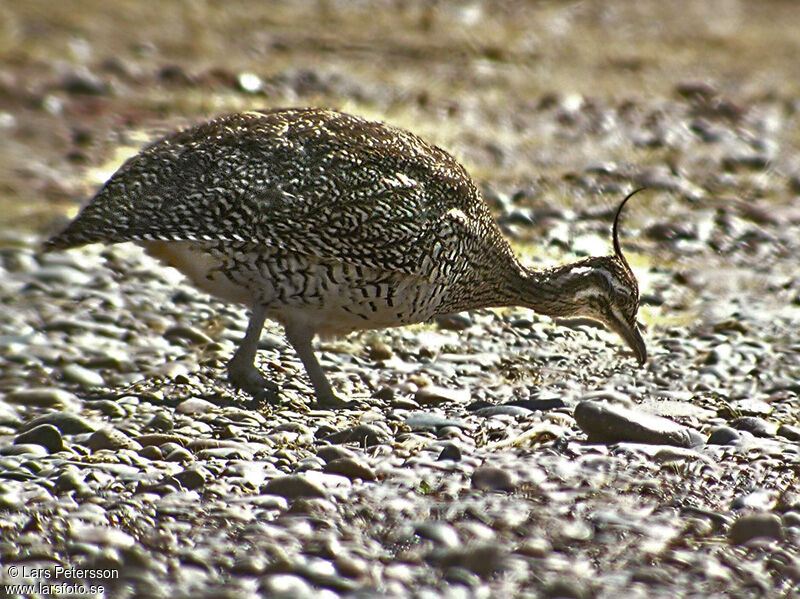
[612,187,647,273]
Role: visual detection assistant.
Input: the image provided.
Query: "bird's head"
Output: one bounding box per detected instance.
[530,188,647,364]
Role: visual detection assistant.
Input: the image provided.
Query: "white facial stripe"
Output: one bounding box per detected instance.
[610,304,627,326]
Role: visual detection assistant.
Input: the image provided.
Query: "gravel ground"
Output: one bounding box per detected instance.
[1,2,800,598]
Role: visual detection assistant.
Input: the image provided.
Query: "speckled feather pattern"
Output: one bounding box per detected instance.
[47,108,528,331]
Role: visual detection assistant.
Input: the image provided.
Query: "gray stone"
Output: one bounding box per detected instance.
[707,426,741,445]
[316,446,356,463]
[87,428,142,451]
[176,398,219,415]
[5,387,80,409]
[438,443,462,461]
[729,512,784,544]
[471,466,517,492]
[405,412,468,432]
[415,385,470,405]
[262,475,327,500]
[574,400,704,448]
[323,458,376,481]
[323,424,390,446]
[415,521,460,548]
[731,416,777,437]
[778,424,800,442]
[14,424,64,453]
[62,364,105,388]
[20,412,98,435]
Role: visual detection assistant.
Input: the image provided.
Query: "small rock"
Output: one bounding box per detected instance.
[323,458,376,481]
[61,66,110,95]
[471,466,516,492]
[707,426,741,445]
[87,428,142,451]
[366,341,393,361]
[20,413,97,435]
[432,544,507,577]
[14,424,63,453]
[5,387,80,409]
[507,398,567,411]
[515,537,552,558]
[778,424,800,442]
[323,424,390,446]
[729,512,784,545]
[176,398,218,415]
[0,403,21,426]
[475,405,532,417]
[438,443,462,461]
[165,446,193,462]
[69,523,135,548]
[434,313,473,331]
[316,446,356,463]
[415,385,470,406]
[164,325,214,345]
[143,412,174,432]
[262,475,327,500]
[61,364,104,388]
[731,417,777,437]
[55,468,88,494]
[542,578,590,599]
[173,467,209,490]
[574,400,704,448]
[415,522,460,548]
[405,412,468,432]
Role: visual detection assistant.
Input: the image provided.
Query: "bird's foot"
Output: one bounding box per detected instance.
[227,360,279,405]
[309,389,358,410]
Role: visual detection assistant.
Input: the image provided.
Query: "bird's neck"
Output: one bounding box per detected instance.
[440,260,588,317]
[498,261,589,318]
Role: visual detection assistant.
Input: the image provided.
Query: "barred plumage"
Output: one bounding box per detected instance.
[45,107,647,405]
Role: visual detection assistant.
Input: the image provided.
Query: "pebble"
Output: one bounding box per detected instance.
[20,412,98,435]
[69,523,136,548]
[405,412,468,432]
[431,544,507,577]
[777,424,800,442]
[176,398,219,415]
[415,522,460,548]
[415,385,471,405]
[707,426,742,445]
[316,446,356,463]
[0,403,21,426]
[437,443,462,461]
[87,428,143,451]
[471,466,517,492]
[62,363,105,388]
[728,512,784,544]
[474,405,532,418]
[434,312,473,331]
[730,416,777,437]
[14,424,64,453]
[323,424,390,446]
[173,466,209,490]
[574,400,704,448]
[5,387,80,409]
[164,324,214,345]
[323,458,376,481]
[506,398,567,411]
[262,475,327,500]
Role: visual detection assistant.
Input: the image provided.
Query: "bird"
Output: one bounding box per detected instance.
[44,107,647,406]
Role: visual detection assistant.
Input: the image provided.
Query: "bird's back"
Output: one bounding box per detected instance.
[45,108,513,278]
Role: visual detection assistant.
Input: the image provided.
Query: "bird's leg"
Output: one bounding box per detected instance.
[282,319,347,406]
[227,304,279,403]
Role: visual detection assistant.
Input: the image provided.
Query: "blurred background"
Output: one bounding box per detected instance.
[1,0,799,239]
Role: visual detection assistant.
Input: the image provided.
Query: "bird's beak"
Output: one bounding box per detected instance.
[612,320,647,365]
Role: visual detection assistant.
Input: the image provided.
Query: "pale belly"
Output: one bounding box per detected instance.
[141,241,448,336]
